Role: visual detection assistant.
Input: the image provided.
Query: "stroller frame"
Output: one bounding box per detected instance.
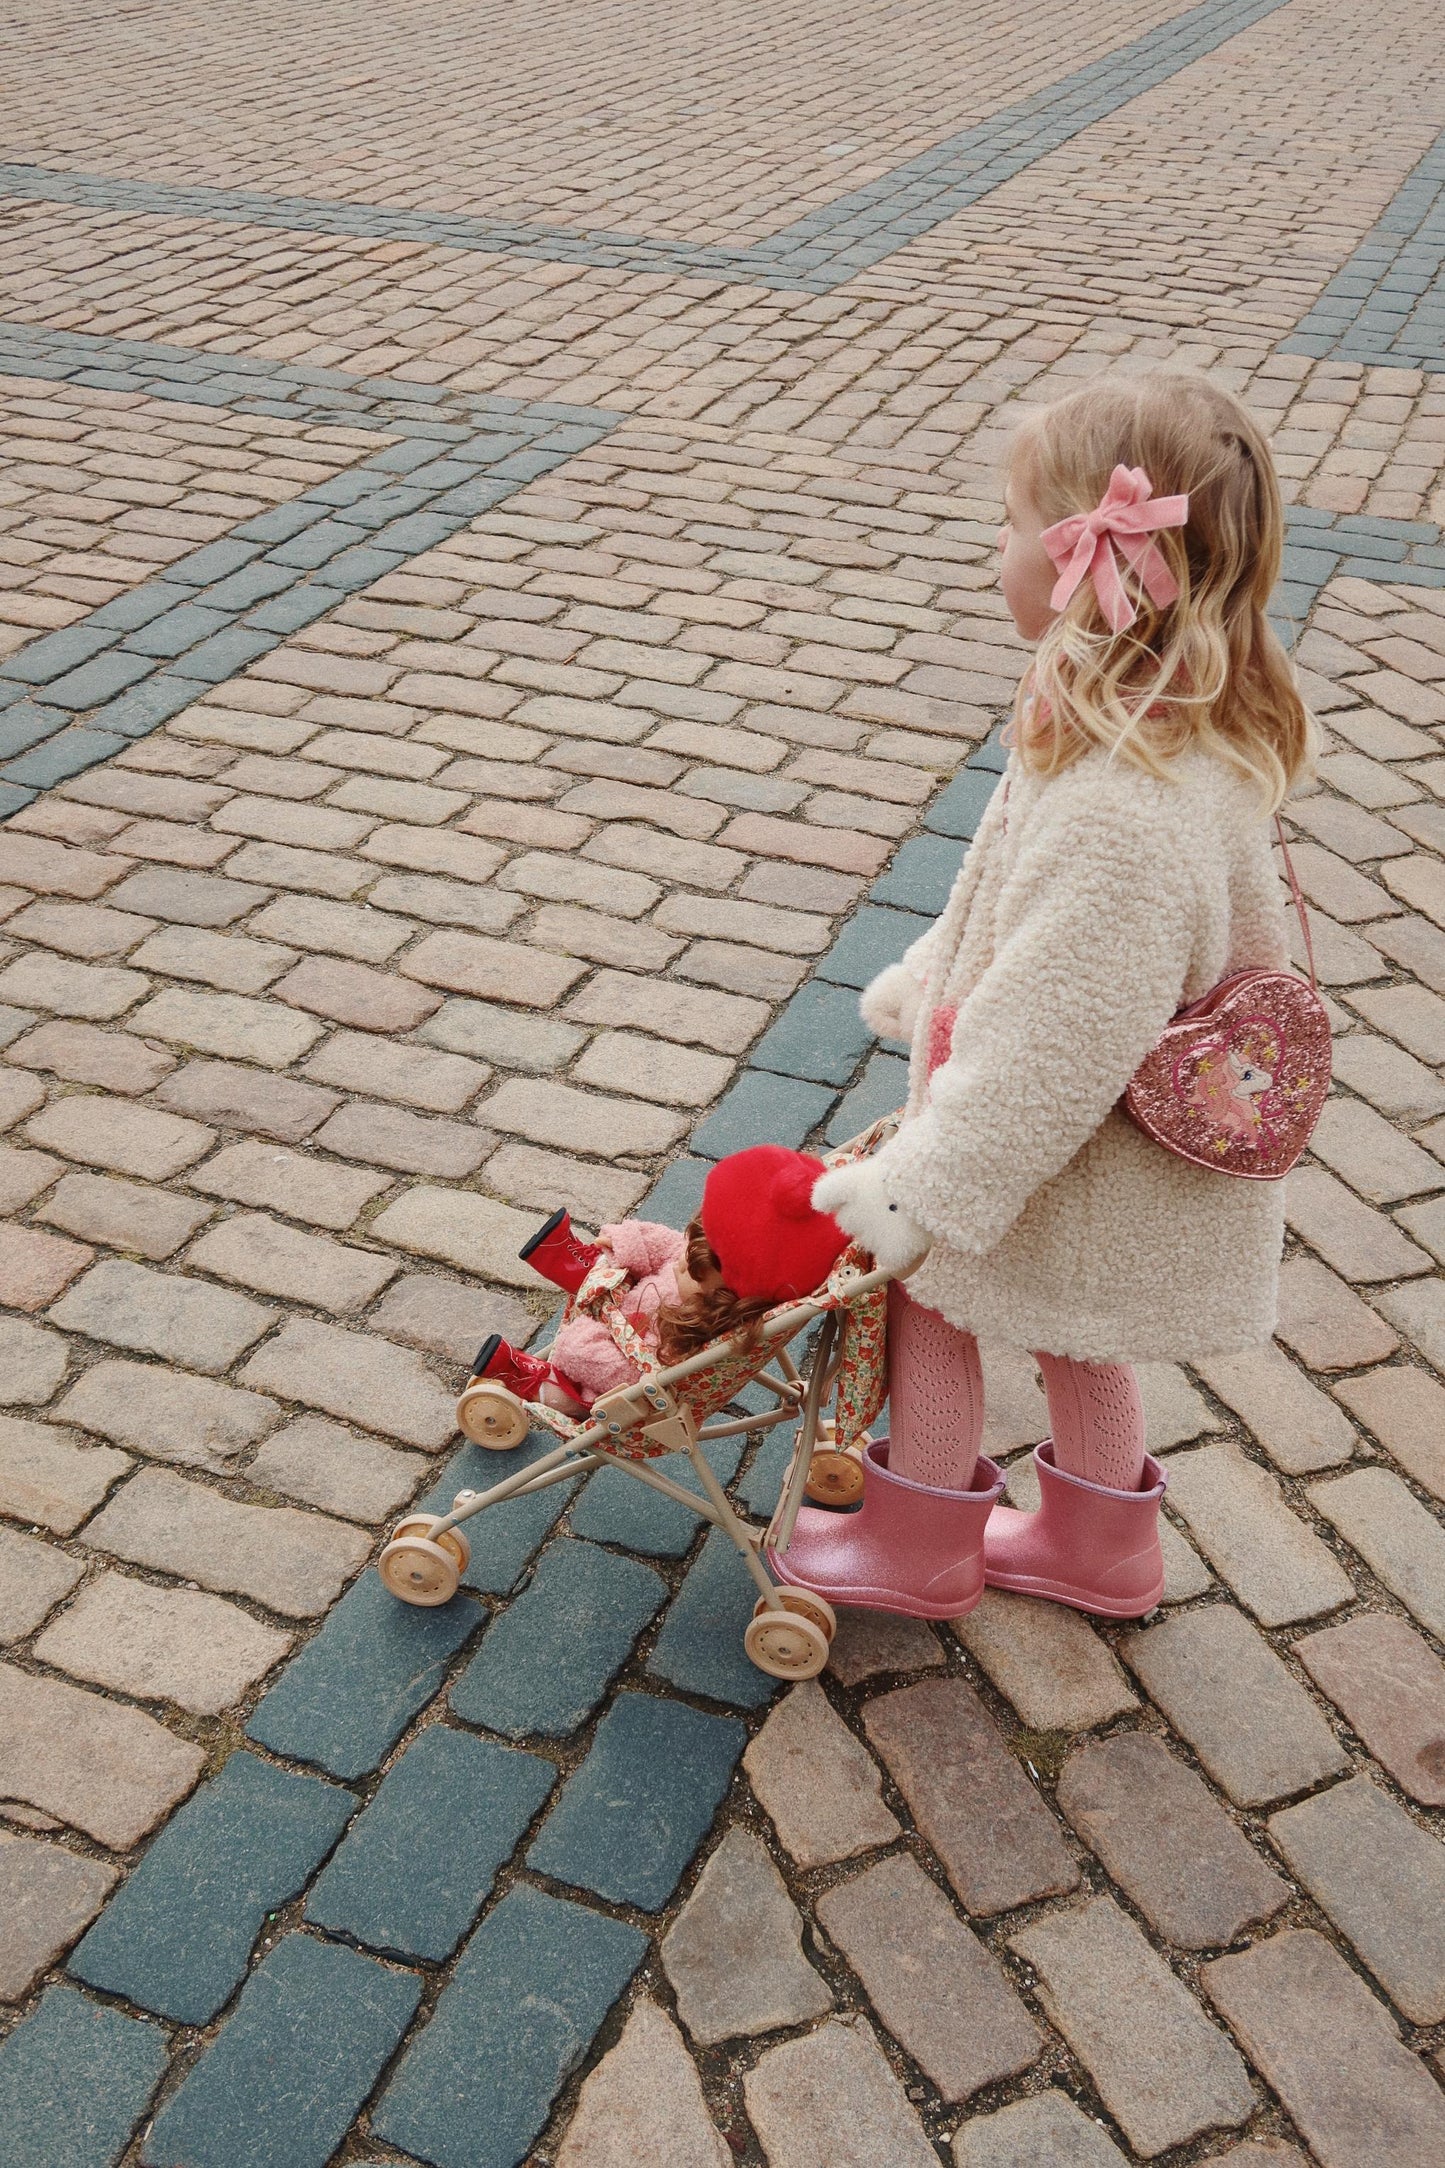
[379,1255,903,1680]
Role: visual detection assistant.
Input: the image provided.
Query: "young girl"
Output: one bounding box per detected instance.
[791,368,1314,1620]
[472,1144,849,1412]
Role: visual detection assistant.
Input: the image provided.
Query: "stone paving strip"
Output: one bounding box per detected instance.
[0,1,1294,291]
[1,3,1445,2164]
[1282,125,1445,373]
[0,432,1444,2165]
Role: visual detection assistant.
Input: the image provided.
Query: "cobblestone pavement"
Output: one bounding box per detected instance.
[1,4,1444,2165]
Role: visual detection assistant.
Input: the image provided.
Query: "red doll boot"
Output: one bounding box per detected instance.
[470,1334,588,1413]
[518,1208,602,1294]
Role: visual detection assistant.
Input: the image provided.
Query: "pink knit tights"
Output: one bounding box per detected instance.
[1033,1349,1147,1491]
[887,1288,1146,1492]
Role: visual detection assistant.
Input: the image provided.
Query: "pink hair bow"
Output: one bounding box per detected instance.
[1041,465,1189,634]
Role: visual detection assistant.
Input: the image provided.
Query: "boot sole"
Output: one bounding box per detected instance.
[470,1331,502,1380]
[982,1567,1164,1618]
[770,1552,985,1620]
[518,1207,567,1262]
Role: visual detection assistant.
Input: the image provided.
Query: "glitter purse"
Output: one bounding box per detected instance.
[1124,822,1331,1180]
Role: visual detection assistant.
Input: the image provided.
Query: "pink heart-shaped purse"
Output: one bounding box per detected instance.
[1124,823,1331,1180]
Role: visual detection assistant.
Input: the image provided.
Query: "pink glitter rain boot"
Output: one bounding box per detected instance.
[886,1281,984,1490]
[983,1441,1168,1617]
[768,1440,1005,1620]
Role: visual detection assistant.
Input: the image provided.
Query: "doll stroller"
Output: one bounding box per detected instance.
[377,1121,909,1682]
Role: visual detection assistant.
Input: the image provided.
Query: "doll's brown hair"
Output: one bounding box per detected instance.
[654,1217,776,1364]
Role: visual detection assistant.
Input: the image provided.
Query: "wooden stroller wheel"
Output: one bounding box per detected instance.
[379,1534,459,1606]
[744,1608,829,1681]
[379,1512,471,1605]
[456,1380,530,1450]
[754,1589,837,1643]
[805,1449,865,1507]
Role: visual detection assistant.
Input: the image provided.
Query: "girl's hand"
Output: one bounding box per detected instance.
[811,1160,929,1276]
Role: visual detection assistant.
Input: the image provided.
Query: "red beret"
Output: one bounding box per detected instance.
[700,1145,848,1304]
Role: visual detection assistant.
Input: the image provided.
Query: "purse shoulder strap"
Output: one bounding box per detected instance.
[1274,814,1317,992]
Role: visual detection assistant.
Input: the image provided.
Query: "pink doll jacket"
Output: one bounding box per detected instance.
[549,1219,688,1401]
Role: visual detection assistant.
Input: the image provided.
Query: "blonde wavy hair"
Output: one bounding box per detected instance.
[1007,368,1315,810]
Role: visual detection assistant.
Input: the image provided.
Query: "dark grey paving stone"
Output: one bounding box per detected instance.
[0,623,117,685]
[181,625,279,682]
[826,1050,910,1141]
[95,674,209,737]
[195,562,295,610]
[750,980,875,1085]
[569,1436,744,1558]
[247,1568,479,1780]
[0,702,66,758]
[737,1424,798,1514]
[70,1749,354,2023]
[641,1153,709,1229]
[870,831,964,915]
[528,1689,745,1910]
[248,585,339,634]
[1056,1732,1288,1949]
[121,602,234,659]
[305,1726,554,1962]
[0,1984,167,2168]
[691,1070,835,1159]
[967,732,1010,772]
[923,765,1002,839]
[42,650,152,710]
[141,1933,420,2168]
[816,905,932,989]
[417,1435,578,1597]
[450,1536,666,1737]
[168,538,265,585]
[2,729,128,787]
[648,1526,779,1709]
[372,1884,645,2168]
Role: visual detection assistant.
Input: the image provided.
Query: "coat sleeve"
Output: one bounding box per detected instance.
[550,1315,641,1400]
[601,1220,688,1278]
[859,924,938,1043]
[879,775,1197,1257]
[858,771,1011,1044]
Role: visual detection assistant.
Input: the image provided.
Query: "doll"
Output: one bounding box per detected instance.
[472,1144,849,1413]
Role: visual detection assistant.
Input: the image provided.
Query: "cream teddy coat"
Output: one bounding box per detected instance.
[861,745,1293,1362]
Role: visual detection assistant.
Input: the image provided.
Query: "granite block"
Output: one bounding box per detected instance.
[569,1437,745,1558]
[70,1749,354,2024]
[0,1985,167,2168]
[373,1884,645,2168]
[528,1690,745,1910]
[690,1070,835,1158]
[648,1526,779,1709]
[305,1725,554,1962]
[450,1536,666,1737]
[816,905,932,989]
[142,1932,421,2168]
[247,1568,479,1779]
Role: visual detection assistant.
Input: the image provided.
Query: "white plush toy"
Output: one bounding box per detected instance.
[811,1157,929,1277]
